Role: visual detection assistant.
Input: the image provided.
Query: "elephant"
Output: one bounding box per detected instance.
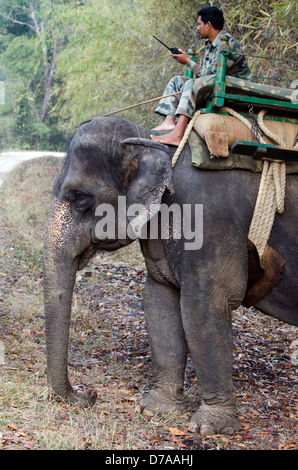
[43,116,298,435]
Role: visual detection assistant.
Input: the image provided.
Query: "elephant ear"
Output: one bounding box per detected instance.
[122,137,173,237]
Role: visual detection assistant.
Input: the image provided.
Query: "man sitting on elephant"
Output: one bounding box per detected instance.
[151,6,251,146]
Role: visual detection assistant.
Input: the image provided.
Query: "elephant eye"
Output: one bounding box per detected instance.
[72,190,94,211]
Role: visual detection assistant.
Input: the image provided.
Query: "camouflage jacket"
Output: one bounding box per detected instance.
[189,30,251,80]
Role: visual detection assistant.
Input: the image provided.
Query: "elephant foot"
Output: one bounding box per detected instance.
[188,399,240,435]
[68,388,97,408]
[136,385,184,417]
[49,386,97,408]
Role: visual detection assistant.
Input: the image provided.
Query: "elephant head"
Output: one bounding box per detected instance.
[43,117,172,406]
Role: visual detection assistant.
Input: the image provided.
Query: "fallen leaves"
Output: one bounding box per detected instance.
[1,424,36,450]
[1,221,297,450]
[168,427,188,436]
[167,427,189,448]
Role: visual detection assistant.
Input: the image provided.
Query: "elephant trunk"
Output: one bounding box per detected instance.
[43,198,97,407]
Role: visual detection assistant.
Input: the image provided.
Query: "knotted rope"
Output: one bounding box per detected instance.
[245,109,286,258]
[172,107,287,259]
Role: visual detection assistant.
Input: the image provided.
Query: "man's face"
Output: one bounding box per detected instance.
[197,16,211,39]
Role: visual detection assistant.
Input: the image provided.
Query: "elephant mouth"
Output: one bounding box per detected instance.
[77,233,134,271]
[93,238,132,251]
[77,242,99,270]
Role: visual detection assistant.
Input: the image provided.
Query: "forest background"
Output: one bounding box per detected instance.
[0,0,297,151]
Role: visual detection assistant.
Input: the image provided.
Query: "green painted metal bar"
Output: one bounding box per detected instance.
[204,35,298,116]
[206,92,298,110]
[227,51,298,65]
[185,49,196,78]
[209,35,229,108]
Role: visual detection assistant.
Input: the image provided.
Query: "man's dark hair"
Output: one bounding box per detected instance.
[198,6,224,30]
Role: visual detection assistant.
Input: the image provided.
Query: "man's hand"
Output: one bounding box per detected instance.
[171,49,191,66]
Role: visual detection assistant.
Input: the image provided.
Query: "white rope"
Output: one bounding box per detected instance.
[221,106,266,143]
[258,109,284,147]
[172,110,201,167]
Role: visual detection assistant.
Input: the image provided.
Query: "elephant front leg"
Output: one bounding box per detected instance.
[139,275,188,415]
[181,294,240,435]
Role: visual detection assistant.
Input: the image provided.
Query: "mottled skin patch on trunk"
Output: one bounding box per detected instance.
[46,199,75,261]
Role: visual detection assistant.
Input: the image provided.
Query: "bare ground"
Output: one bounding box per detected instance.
[0,234,297,450]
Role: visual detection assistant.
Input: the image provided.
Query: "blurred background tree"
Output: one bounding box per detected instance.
[0,0,297,150]
[0,0,78,149]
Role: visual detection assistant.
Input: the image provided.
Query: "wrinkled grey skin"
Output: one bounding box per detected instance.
[44,116,298,435]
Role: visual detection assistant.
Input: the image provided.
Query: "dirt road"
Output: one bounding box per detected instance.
[0,150,65,187]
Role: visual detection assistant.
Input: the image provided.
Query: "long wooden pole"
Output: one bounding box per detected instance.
[75,91,181,128]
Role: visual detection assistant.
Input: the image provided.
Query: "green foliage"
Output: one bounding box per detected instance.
[53,0,298,130]
[15,89,32,134]
[0,0,33,37]
[0,0,297,149]
[219,0,298,84]
[53,0,202,129]
[0,0,77,150]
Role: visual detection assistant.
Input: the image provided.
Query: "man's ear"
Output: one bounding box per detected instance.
[121,138,173,237]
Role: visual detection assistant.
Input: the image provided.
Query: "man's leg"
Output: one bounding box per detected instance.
[152,115,176,131]
[151,76,215,146]
[151,115,190,145]
[151,78,195,145]
[153,76,189,130]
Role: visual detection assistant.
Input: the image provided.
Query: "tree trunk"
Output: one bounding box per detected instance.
[39,39,58,123]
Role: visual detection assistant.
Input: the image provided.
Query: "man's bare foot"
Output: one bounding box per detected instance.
[151,115,189,147]
[150,131,182,147]
[152,122,176,131]
[152,115,175,131]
